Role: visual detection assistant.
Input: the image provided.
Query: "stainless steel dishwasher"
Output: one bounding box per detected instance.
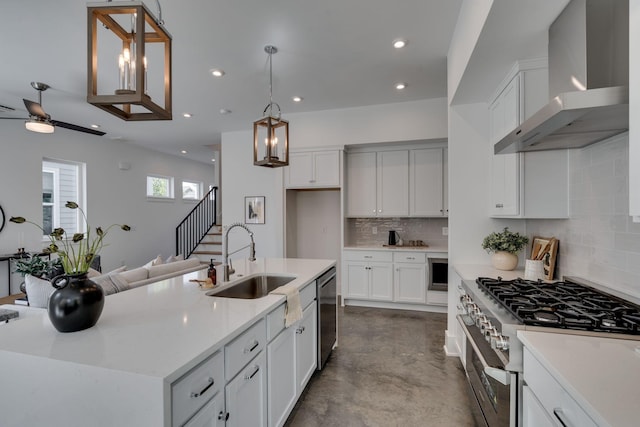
[317,267,336,370]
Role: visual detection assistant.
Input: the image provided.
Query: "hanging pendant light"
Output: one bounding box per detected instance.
[87,0,172,121]
[253,45,289,168]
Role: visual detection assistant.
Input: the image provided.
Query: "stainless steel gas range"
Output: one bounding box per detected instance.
[457,276,640,427]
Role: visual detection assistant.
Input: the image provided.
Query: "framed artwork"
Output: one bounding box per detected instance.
[530,236,559,280]
[245,196,265,224]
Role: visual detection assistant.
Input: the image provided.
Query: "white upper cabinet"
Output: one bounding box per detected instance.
[410,148,446,216]
[346,145,447,218]
[630,0,640,221]
[286,150,341,189]
[489,61,569,219]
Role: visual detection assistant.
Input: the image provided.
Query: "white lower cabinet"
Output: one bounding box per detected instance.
[523,348,598,427]
[225,351,267,427]
[393,252,426,304]
[184,394,226,427]
[343,250,393,300]
[266,284,318,427]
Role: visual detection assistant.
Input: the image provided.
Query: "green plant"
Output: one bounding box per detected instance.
[14,256,62,279]
[482,227,529,254]
[10,201,130,275]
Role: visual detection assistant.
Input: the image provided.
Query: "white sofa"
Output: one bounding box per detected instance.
[3,257,207,314]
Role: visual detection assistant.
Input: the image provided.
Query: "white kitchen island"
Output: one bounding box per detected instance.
[0,257,335,427]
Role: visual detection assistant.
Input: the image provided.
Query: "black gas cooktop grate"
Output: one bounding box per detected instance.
[476,277,640,334]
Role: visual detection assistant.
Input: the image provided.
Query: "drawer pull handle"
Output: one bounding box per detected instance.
[245,365,260,380]
[406,257,415,260]
[553,408,573,427]
[495,203,504,208]
[190,377,214,398]
[296,326,306,334]
[364,256,372,259]
[244,340,259,354]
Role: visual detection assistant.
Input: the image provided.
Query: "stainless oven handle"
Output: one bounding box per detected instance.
[457,315,511,386]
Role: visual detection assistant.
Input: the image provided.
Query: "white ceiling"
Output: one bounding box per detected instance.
[0,0,463,163]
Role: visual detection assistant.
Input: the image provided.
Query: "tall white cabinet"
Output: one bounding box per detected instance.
[489,60,569,219]
[630,0,640,222]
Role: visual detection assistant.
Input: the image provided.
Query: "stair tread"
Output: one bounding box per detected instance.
[193,250,223,255]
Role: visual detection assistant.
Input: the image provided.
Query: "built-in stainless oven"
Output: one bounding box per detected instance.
[317,267,336,370]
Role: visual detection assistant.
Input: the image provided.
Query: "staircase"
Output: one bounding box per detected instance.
[176,187,221,261]
[190,226,223,263]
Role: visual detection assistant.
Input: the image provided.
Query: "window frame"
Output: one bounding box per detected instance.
[181,180,203,201]
[146,174,175,200]
[41,158,86,240]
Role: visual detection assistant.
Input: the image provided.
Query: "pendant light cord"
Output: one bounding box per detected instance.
[263,45,281,119]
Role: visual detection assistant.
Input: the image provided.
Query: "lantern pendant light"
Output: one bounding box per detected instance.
[253,45,289,167]
[87,1,172,121]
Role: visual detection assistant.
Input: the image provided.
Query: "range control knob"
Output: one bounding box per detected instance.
[485,327,498,345]
[495,335,509,351]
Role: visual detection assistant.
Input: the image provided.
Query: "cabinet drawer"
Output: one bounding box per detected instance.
[225,318,266,380]
[267,303,286,341]
[523,348,598,427]
[393,252,426,263]
[343,250,392,262]
[172,350,224,427]
[300,281,317,309]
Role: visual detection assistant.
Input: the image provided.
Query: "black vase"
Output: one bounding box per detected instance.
[48,273,105,333]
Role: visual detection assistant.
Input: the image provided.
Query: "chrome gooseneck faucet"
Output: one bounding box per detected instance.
[222,222,256,281]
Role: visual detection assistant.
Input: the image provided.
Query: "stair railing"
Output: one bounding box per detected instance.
[176,186,218,258]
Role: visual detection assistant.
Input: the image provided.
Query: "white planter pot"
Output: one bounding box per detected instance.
[491,251,518,271]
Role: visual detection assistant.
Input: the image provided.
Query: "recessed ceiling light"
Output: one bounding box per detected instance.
[181,150,188,154]
[90,124,101,129]
[292,96,303,103]
[219,108,231,115]
[210,69,225,77]
[183,113,193,118]
[211,158,216,162]
[393,39,407,49]
[395,82,407,90]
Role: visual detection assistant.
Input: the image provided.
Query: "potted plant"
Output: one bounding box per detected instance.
[481,227,529,271]
[10,201,130,332]
[14,256,63,294]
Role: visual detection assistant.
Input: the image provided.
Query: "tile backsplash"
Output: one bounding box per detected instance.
[345,217,448,248]
[526,133,640,298]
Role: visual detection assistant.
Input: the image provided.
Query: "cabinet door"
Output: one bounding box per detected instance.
[369,262,393,300]
[393,263,426,303]
[346,152,377,216]
[313,151,340,187]
[377,150,409,217]
[286,152,314,188]
[409,148,444,216]
[490,152,520,216]
[344,261,369,299]
[184,394,226,427]
[267,328,296,427]
[443,148,448,216]
[522,385,555,427]
[225,351,267,427]
[295,303,318,394]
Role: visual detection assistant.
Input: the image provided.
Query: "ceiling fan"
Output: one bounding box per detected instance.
[0,82,105,136]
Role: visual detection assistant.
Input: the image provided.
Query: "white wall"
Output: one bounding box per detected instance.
[0,126,215,296]
[220,99,449,262]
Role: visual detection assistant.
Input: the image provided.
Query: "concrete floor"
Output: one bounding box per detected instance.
[285,306,476,427]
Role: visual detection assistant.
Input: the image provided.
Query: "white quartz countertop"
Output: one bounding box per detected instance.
[343,245,448,254]
[0,258,335,383]
[453,264,524,281]
[518,330,640,427]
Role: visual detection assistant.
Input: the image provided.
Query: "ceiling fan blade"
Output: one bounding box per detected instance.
[51,120,106,136]
[23,99,48,119]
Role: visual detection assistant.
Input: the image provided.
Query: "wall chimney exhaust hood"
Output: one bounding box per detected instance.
[495,0,629,155]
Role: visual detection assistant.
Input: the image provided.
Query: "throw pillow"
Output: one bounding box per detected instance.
[165,254,184,263]
[25,274,56,309]
[87,268,102,278]
[143,255,164,269]
[91,266,128,296]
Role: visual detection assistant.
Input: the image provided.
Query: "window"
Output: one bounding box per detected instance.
[146,175,174,199]
[42,159,86,236]
[182,180,202,200]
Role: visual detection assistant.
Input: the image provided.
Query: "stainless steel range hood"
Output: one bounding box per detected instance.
[495,0,629,155]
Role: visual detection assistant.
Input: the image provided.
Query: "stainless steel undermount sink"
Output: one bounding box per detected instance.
[207,274,296,299]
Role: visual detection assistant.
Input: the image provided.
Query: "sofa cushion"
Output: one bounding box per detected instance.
[113,267,149,288]
[143,255,164,269]
[92,266,128,296]
[147,258,201,278]
[25,274,56,309]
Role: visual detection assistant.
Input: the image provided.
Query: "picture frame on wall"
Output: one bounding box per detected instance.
[245,196,265,224]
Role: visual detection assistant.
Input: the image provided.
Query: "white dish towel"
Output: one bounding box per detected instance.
[270,283,303,327]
